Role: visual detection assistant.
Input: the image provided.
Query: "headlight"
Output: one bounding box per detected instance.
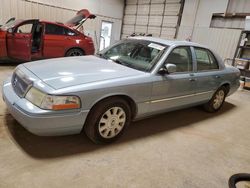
[25,87,81,110]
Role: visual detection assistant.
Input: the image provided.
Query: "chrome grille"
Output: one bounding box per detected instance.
[12,71,32,98]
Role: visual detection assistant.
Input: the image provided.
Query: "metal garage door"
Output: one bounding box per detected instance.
[121,0,184,39]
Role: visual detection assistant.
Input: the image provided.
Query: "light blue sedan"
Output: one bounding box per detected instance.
[2,37,240,143]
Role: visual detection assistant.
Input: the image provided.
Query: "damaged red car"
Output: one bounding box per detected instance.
[0,9,96,61]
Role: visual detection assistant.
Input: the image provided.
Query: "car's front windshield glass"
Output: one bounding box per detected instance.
[0,19,22,30]
[98,39,168,72]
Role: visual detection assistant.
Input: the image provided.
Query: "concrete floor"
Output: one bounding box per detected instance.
[0,63,250,188]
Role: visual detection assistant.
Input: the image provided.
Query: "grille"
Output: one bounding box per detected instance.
[12,71,32,98]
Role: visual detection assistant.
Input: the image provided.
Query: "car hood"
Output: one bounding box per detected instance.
[23,56,144,90]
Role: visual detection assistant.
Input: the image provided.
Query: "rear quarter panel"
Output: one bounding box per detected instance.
[219,66,240,95]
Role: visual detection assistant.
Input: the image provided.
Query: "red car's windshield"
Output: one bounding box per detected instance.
[0,19,23,31]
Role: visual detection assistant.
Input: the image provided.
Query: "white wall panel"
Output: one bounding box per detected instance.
[137,5,150,15]
[150,4,164,15]
[166,0,181,3]
[122,0,182,38]
[148,16,163,26]
[162,16,178,27]
[191,27,241,59]
[126,0,137,5]
[123,15,136,25]
[151,0,165,4]
[122,25,135,34]
[177,0,241,60]
[125,5,137,15]
[136,15,149,25]
[165,3,181,15]
[138,0,150,4]
[160,27,176,39]
[147,26,161,36]
[135,25,147,33]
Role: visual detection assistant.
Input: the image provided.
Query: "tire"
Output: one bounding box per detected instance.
[228,173,250,188]
[84,97,132,144]
[65,48,84,57]
[203,86,227,113]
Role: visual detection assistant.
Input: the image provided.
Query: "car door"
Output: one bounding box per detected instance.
[43,23,68,58]
[150,46,197,112]
[7,20,38,61]
[191,47,221,102]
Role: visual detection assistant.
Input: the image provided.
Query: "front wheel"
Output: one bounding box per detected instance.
[84,98,132,144]
[203,86,227,112]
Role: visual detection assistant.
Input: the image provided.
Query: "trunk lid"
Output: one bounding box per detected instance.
[65,9,96,29]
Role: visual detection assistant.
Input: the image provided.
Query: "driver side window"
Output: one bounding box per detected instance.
[16,23,33,34]
[165,46,193,73]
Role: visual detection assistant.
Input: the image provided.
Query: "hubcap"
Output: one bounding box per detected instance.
[213,90,225,109]
[69,50,82,56]
[98,107,126,139]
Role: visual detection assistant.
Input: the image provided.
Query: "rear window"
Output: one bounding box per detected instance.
[45,23,76,36]
[194,48,219,71]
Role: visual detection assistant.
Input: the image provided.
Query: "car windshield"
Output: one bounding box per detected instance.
[98,39,168,72]
[0,19,23,30]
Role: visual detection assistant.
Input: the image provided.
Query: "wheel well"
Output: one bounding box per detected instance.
[221,83,230,94]
[65,47,85,56]
[90,95,137,120]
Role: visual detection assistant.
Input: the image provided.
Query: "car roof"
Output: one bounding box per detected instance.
[128,36,206,48]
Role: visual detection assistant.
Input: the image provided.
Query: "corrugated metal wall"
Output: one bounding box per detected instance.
[0,0,75,25]
[177,0,243,60]
[192,27,241,60]
[122,0,183,39]
[0,0,123,51]
[178,26,241,60]
[226,0,250,14]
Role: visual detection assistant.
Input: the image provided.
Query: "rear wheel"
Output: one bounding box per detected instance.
[203,86,227,112]
[84,98,132,144]
[66,48,84,56]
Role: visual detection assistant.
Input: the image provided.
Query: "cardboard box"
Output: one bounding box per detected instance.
[235,58,250,70]
[244,77,250,88]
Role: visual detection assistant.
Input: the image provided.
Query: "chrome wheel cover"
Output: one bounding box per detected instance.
[213,90,225,109]
[98,107,126,139]
[69,50,82,56]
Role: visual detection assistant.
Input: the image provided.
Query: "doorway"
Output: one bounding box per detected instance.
[99,21,113,51]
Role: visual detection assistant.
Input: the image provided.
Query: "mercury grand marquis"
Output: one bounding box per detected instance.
[2,37,240,143]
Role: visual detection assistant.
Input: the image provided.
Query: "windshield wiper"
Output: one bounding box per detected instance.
[110,59,124,65]
[96,53,107,59]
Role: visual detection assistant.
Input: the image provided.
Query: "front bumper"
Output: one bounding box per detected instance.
[2,79,89,136]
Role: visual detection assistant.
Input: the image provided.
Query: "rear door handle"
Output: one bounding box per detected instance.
[215,75,221,79]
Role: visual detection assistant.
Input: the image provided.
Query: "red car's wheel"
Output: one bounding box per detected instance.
[66,48,84,56]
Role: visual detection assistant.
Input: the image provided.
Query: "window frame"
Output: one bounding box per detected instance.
[45,23,77,36]
[163,45,194,74]
[192,47,220,72]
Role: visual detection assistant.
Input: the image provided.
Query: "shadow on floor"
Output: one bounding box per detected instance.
[0,60,23,66]
[4,102,236,159]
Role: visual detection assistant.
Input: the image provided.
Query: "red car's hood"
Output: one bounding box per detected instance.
[65,9,96,28]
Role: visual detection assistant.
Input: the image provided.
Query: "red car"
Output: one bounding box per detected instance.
[0,9,96,61]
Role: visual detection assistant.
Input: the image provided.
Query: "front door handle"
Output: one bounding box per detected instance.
[215,75,221,79]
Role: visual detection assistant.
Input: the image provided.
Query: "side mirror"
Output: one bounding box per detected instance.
[158,63,177,75]
[7,28,13,34]
[166,63,176,74]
